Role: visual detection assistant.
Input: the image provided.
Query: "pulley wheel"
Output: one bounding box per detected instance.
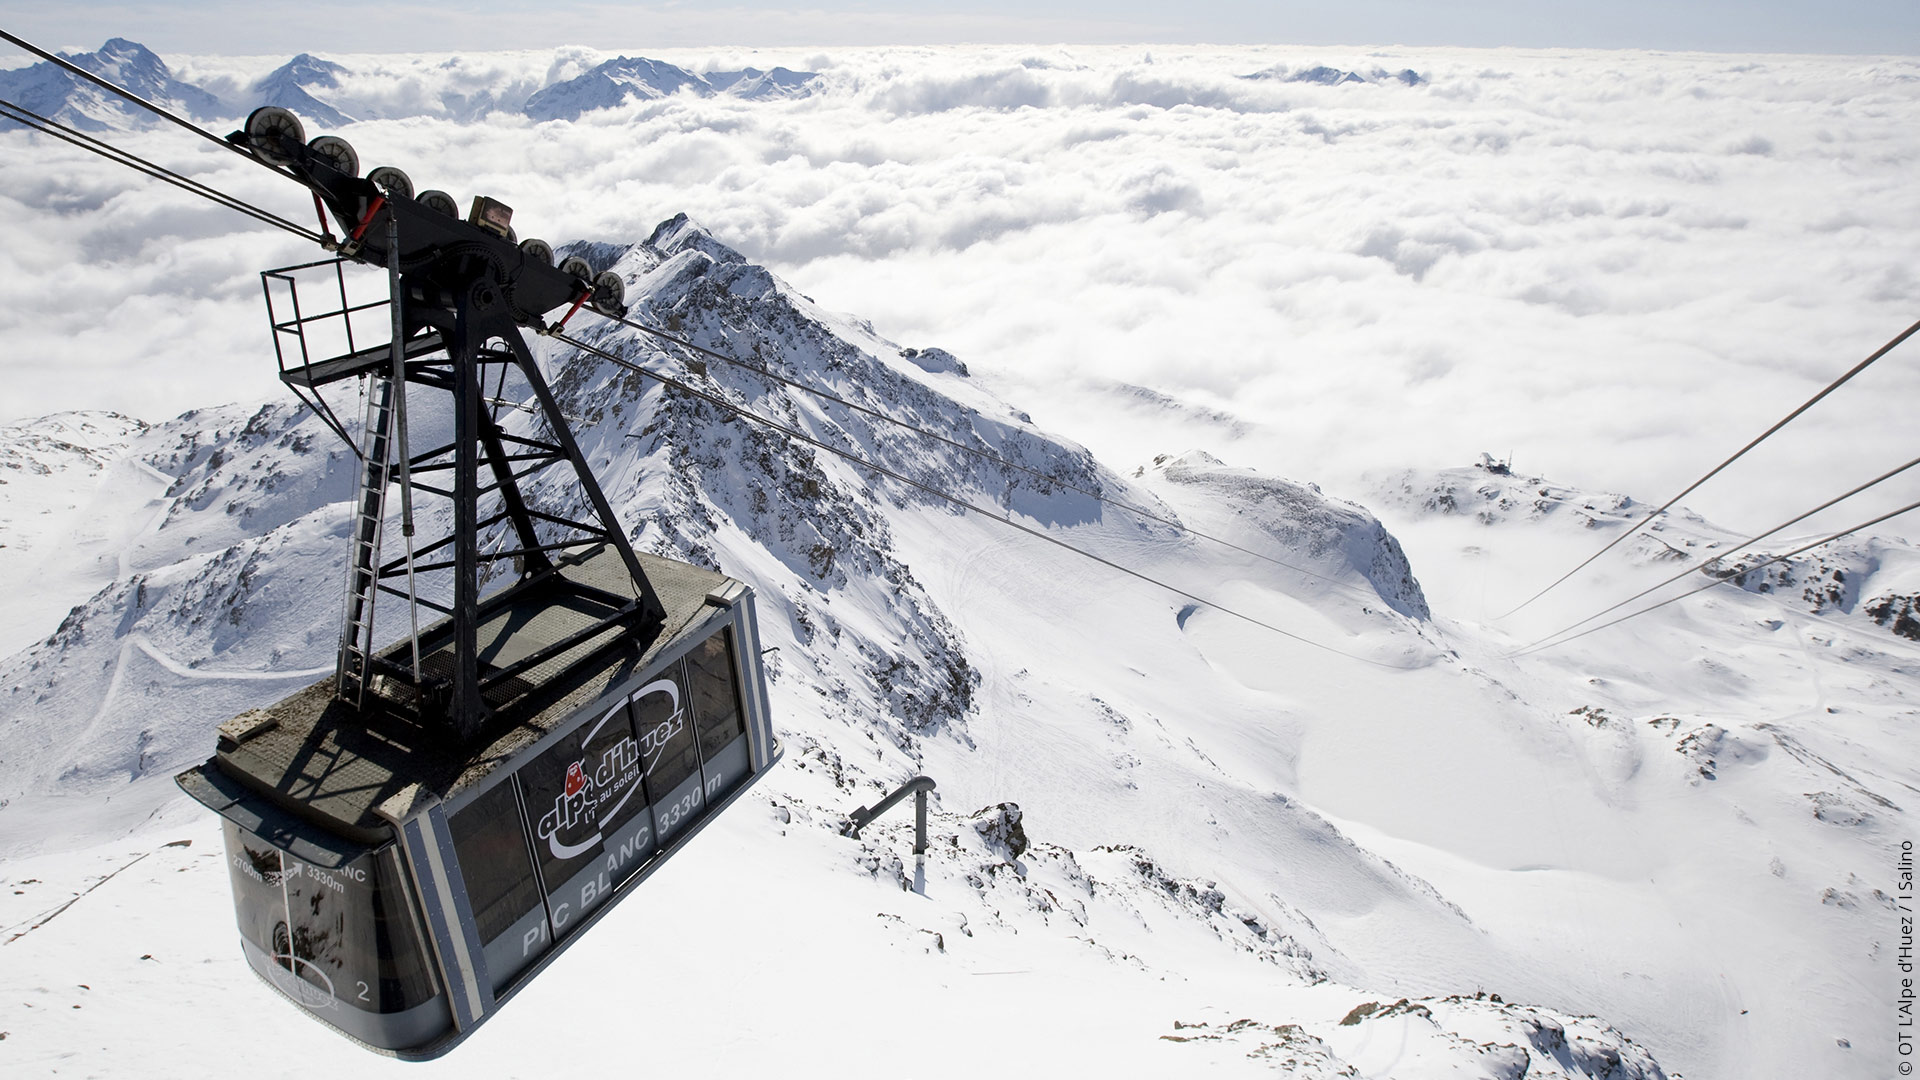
[520,238,554,265]
[366,166,414,200]
[307,135,360,178]
[558,256,594,283]
[244,106,305,165]
[417,189,459,218]
[591,270,626,313]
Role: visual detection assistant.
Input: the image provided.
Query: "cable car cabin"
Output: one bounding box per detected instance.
[176,545,780,1058]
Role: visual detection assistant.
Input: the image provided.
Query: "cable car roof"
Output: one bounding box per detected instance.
[187,545,743,842]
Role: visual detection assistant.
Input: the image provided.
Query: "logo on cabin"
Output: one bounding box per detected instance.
[633,677,685,776]
[534,688,659,861]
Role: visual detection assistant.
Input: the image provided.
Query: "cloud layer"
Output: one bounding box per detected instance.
[4,42,1918,537]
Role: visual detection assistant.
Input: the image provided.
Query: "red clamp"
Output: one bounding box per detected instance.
[556,288,592,331]
[350,196,387,242]
[311,191,337,247]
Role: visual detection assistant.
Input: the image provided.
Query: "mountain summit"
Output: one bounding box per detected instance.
[523,55,820,120]
[0,37,222,131]
[251,52,353,127]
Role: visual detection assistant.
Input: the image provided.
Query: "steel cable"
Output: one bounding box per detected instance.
[583,307,1392,608]
[1511,452,1920,653]
[0,28,298,182]
[1511,496,1920,656]
[550,329,1407,669]
[1498,314,1920,619]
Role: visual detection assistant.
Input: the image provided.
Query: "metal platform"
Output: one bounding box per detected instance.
[278,330,447,389]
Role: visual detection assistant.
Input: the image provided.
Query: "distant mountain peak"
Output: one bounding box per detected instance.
[704,66,819,100]
[523,53,821,121]
[1240,64,1426,87]
[253,52,353,127]
[646,212,747,265]
[278,53,349,89]
[0,37,224,131]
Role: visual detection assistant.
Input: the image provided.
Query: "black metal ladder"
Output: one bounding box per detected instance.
[336,375,396,706]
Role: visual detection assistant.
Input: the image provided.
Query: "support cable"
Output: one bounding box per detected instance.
[387,213,423,684]
[0,97,323,243]
[582,307,1389,607]
[1498,315,1920,619]
[1511,497,1920,657]
[1512,453,1920,653]
[550,329,1404,670]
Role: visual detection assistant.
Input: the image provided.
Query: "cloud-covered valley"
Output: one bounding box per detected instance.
[3,41,1918,536]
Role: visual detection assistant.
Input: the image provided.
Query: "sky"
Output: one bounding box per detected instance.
[0,0,1918,55]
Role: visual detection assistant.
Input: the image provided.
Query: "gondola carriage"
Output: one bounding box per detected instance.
[174,107,782,1057]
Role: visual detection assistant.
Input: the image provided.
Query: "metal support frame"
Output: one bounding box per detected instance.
[845,776,937,855]
[262,255,665,742]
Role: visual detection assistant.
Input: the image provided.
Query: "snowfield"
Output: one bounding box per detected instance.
[2,35,1919,1080]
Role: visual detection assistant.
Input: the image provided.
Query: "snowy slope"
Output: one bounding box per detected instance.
[1,219,1916,1079]
[0,411,153,658]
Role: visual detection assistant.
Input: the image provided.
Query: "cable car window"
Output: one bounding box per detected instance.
[365,849,440,1010]
[687,627,750,804]
[516,700,651,936]
[633,662,705,845]
[447,781,548,990]
[220,821,437,1014]
[223,819,290,966]
[282,846,439,1013]
[282,850,353,1006]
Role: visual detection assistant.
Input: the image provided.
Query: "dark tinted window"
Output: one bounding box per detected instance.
[448,781,544,945]
[223,819,288,960]
[283,848,439,1012]
[687,628,751,802]
[688,628,747,762]
[366,849,440,1010]
[633,664,699,801]
[219,820,437,1013]
[633,662,705,842]
[517,700,649,899]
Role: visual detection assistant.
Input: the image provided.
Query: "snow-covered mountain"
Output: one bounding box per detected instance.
[0,37,820,130]
[1373,463,1920,638]
[1240,64,1426,86]
[524,56,819,121]
[0,411,154,658]
[251,53,354,128]
[0,38,222,131]
[1,216,1916,1079]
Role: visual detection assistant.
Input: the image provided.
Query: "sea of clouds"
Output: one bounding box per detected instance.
[3,43,1918,537]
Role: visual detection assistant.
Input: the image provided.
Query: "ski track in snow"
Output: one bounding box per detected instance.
[80,632,333,758]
